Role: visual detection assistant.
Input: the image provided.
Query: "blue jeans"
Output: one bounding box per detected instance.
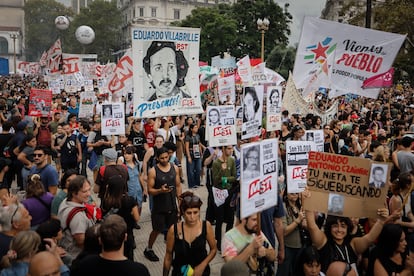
[186,157,201,188]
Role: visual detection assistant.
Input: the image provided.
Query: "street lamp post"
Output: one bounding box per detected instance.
[257,18,270,62]
[9,33,18,74]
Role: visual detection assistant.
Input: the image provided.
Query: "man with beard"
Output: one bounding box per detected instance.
[221,213,276,267]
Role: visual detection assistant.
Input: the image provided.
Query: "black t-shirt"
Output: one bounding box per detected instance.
[128,129,147,161]
[0,133,14,158]
[71,255,150,276]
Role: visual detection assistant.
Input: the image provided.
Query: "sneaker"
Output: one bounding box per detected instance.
[144,248,159,262]
[133,223,141,230]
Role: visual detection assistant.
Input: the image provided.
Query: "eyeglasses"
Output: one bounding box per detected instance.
[183,195,200,205]
[33,153,44,157]
[324,127,330,130]
[10,205,19,224]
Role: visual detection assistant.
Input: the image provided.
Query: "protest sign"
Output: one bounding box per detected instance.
[131,26,203,118]
[235,106,243,133]
[286,140,316,193]
[266,85,282,131]
[79,92,96,119]
[101,102,125,135]
[28,89,52,117]
[240,139,278,219]
[217,75,235,104]
[242,86,263,140]
[206,105,236,147]
[304,151,390,218]
[293,17,405,99]
[305,130,324,152]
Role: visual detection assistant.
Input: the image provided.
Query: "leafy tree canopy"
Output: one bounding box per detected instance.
[174,0,292,62]
[62,0,122,63]
[24,0,73,61]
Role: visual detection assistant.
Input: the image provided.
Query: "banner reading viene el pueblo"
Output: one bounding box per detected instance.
[303,151,390,218]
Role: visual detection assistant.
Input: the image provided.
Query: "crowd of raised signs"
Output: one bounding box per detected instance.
[0,73,414,276]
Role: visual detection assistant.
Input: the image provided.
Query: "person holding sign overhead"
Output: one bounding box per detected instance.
[304,193,394,274]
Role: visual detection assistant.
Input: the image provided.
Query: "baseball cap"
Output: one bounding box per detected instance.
[102,148,117,162]
[16,121,28,130]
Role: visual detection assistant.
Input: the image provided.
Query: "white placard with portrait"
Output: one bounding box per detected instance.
[266,85,282,131]
[206,105,237,147]
[101,102,125,136]
[240,139,278,219]
[131,26,203,118]
[241,86,263,140]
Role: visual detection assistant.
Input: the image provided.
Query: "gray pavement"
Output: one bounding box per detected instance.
[132,183,225,275]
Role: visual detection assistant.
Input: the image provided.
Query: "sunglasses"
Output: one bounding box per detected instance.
[10,205,19,224]
[33,153,44,157]
[183,195,201,205]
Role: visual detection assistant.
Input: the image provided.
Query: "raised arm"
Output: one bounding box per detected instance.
[305,210,327,250]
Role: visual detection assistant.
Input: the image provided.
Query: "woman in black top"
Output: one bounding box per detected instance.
[101,175,139,261]
[305,204,390,274]
[371,224,414,275]
[163,191,217,276]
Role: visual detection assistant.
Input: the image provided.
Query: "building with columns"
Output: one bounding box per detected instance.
[0,0,24,74]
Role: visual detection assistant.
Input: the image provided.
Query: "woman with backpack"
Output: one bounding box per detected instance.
[101,175,140,261]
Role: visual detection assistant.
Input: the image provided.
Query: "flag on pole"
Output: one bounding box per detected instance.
[362,67,394,89]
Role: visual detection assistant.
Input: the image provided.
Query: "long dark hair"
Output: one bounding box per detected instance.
[376,224,404,258]
[102,175,126,212]
[283,189,302,219]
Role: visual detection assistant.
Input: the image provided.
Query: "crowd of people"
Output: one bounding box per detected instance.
[0,73,414,276]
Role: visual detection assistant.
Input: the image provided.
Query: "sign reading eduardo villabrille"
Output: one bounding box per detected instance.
[303,151,391,218]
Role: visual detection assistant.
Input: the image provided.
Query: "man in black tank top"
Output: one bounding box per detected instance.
[144,147,182,262]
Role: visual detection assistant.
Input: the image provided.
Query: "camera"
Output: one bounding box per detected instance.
[168,184,175,190]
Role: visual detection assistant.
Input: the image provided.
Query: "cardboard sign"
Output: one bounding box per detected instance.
[304,151,390,218]
[240,139,278,219]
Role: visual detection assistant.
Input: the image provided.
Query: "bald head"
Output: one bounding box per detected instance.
[29,251,61,276]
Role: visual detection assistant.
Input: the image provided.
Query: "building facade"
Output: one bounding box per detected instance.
[0,0,24,74]
[117,0,233,53]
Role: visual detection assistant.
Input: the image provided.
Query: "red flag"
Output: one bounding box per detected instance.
[362,67,394,89]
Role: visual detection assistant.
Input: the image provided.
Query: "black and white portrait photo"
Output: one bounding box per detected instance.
[242,145,260,180]
[143,41,190,101]
[369,164,388,188]
[327,193,344,216]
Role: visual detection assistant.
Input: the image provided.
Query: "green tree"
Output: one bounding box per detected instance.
[344,0,414,83]
[266,45,296,79]
[62,0,122,63]
[172,5,238,62]
[24,0,73,61]
[374,0,414,83]
[230,0,291,60]
[173,1,291,62]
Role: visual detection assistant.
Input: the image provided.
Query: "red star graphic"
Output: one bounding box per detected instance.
[311,42,329,60]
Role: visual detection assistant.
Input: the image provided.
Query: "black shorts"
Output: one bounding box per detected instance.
[151,211,177,232]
